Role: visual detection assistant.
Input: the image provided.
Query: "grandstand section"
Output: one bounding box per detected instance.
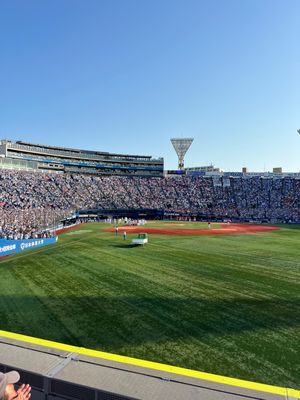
[0,140,164,176]
[0,170,299,235]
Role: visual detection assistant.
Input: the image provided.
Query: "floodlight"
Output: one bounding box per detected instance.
[170,138,194,170]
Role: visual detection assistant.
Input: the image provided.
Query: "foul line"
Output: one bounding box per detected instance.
[0,329,299,398]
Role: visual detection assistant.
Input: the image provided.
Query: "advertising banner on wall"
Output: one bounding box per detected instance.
[0,237,58,257]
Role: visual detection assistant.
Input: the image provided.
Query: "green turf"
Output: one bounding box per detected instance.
[0,221,299,388]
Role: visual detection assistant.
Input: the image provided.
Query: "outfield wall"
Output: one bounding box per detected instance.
[0,222,84,259]
[55,223,82,235]
[0,236,58,257]
[0,330,300,400]
[0,330,299,400]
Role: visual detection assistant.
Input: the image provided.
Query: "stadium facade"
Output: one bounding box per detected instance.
[0,139,164,176]
[0,138,299,179]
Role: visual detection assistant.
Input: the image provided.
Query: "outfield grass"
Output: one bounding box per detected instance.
[0,221,299,388]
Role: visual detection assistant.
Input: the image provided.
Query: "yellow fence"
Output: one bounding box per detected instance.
[0,329,299,399]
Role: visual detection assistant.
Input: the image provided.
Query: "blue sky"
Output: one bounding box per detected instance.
[0,0,299,171]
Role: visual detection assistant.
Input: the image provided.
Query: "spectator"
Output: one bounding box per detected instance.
[0,371,31,400]
[0,169,299,239]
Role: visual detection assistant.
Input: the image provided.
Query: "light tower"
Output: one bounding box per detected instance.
[170,138,194,170]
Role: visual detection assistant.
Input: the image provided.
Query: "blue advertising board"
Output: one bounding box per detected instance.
[0,236,58,257]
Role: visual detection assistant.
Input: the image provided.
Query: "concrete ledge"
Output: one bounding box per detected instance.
[0,331,299,400]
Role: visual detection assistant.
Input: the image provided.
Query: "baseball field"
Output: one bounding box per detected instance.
[0,221,299,388]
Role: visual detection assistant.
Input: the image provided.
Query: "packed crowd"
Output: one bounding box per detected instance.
[0,208,68,240]
[0,169,299,238]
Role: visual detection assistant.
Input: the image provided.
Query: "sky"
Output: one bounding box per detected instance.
[0,0,299,172]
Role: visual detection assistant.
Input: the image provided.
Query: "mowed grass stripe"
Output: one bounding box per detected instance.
[0,222,299,388]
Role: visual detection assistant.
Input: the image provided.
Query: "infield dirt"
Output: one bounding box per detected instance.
[105,223,279,235]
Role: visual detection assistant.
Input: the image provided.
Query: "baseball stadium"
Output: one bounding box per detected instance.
[0,138,299,400]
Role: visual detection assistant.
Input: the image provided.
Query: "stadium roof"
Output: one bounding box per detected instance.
[15,140,153,159]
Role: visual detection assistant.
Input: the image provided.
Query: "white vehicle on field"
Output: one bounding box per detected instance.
[132,233,148,246]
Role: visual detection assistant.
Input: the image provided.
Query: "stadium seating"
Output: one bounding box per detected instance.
[0,169,299,239]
